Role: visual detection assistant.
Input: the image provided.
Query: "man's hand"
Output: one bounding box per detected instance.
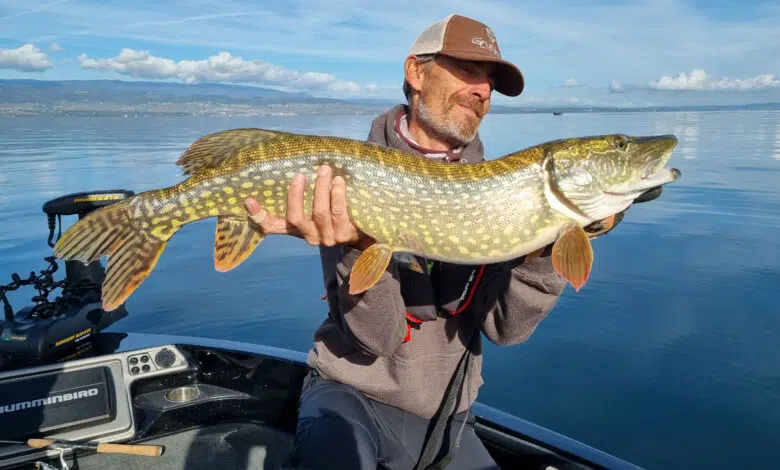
[526,186,665,260]
[584,185,664,239]
[243,164,374,250]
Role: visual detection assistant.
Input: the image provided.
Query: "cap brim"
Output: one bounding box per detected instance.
[440,51,525,97]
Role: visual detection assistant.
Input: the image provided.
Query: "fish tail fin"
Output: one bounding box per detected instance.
[53,200,177,311]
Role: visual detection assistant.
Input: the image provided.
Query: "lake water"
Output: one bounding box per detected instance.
[1,110,779,470]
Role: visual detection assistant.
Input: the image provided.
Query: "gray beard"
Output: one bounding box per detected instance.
[416,99,476,148]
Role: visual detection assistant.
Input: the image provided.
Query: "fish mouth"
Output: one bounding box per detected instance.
[607,134,681,196]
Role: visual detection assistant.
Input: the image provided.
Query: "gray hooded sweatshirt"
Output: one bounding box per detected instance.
[307,105,566,419]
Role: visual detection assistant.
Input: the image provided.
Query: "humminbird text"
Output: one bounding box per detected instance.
[0,388,99,414]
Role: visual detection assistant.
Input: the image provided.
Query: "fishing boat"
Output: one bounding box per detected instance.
[0,190,642,470]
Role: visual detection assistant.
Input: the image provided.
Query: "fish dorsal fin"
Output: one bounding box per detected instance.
[176,128,291,176]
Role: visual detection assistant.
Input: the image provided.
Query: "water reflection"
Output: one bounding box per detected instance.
[651,111,701,160]
[775,120,780,160]
[1,112,780,470]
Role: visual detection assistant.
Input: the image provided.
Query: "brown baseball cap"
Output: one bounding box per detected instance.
[409,14,525,96]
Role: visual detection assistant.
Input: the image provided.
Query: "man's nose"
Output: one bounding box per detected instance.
[470,77,492,100]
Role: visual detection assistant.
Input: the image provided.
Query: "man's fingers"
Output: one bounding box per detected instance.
[243,198,302,237]
[312,165,335,245]
[331,176,348,219]
[286,173,311,232]
[330,175,355,243]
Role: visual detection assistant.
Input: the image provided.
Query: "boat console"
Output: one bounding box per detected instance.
[0,337,307,469]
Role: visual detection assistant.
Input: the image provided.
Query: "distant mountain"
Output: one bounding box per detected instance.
[2,79,779,116]
[0,79,342,105]
[490,102,780,114]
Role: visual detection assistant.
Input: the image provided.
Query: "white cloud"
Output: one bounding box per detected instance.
[609,81,627,93]
[648,69,780,91]
[77,49,364,93]
[563,77,579,87]
[0,44,53,72]
[50,43,63,52]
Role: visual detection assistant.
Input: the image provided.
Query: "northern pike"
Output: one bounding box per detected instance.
[53,129,681,311]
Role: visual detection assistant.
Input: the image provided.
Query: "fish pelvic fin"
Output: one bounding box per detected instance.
[176,128,290,176]
[551,221,593,291]
[214,216,266,272]
[348,243,394,295]
[53,200,179,311]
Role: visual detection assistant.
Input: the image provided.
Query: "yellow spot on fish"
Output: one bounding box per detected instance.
[181,199,189,207]
[448,235,459,244]
[151,217,167,225]
[504,226,513,236]
[264,190,273,197]
[530,214,540,223]
[510,237,521,244]
[228,197,237,204]
[445,223,455,229]
[425,236,434,244]
[458,246,470,255]
[151,226,168,239]
[206,200,215,207]
[476,226,486,234]
[242,181,254,189]
[159,204,176,215]
[209,208,219,216]
[524,229,532,236]
[202,191,212,198]
[185,207,195,215]
[399,221,408,228]
[223,187,233,195]
[174,210,183,217]
[230,207,242,215]
[264,179,275,186]
[265,199,276,205]
[141,222,149,229]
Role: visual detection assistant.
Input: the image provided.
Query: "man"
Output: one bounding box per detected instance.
[244,14,650,469]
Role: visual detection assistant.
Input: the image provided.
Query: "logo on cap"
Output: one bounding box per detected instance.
[471,26,501,58]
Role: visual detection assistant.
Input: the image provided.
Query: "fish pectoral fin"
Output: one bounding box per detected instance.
[551,221,593,291]
[349,243,394,295]
[214,216,266,272]
[176,128,290,176]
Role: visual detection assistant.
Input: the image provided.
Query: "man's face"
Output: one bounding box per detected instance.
[415,56,496,147]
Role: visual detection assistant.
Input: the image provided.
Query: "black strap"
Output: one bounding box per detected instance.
[413,262,486,469]
[414,328,477,470]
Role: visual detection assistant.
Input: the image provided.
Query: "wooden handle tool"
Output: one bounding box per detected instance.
[23,438,164,457]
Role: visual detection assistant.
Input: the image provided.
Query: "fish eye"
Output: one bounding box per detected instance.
[615,137,628,150]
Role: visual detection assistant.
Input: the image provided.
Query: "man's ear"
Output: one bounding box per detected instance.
[404,56,426,93]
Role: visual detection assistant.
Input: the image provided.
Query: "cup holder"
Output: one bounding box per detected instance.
[165,386,200,403]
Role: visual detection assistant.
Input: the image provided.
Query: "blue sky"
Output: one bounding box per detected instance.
[1,0,779,106]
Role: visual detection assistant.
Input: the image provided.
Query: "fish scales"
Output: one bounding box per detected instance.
[131,135,559,263]
[53,128,680,311]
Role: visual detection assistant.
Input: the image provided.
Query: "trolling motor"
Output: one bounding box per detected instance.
[0,190,135,369]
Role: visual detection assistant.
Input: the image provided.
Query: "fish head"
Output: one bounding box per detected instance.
[543,134,680,223]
